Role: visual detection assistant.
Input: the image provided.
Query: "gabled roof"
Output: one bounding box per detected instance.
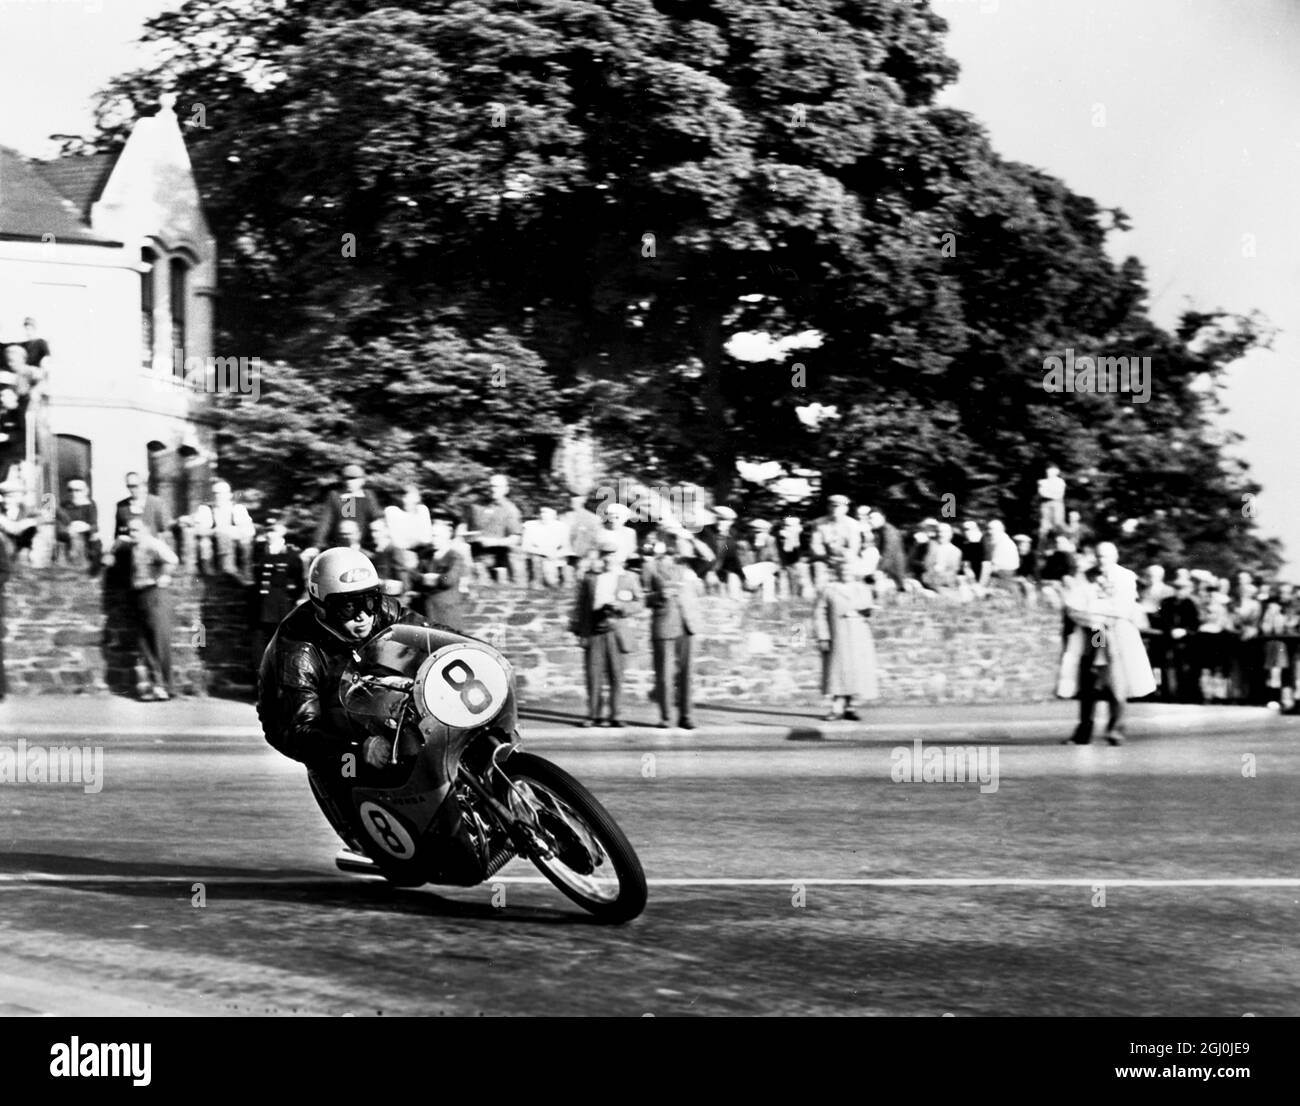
[36,152,119,218]
[0,146,119,246]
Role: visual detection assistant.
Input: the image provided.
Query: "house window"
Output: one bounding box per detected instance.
[141,248,156,368]
[170,257,188,374]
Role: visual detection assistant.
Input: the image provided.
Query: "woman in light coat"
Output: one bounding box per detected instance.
[813,557,880,720]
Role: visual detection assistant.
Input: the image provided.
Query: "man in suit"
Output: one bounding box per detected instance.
[569,532,642,728]
[114,471,173,544]
[249,514,304,673]
[643,528,703,729]
[1058,541,1157,744]
[1157,574,1203,703]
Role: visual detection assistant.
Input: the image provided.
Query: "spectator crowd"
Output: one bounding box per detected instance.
[1,451,1295,716]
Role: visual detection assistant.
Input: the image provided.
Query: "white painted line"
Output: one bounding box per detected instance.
[1,873,1297,889]
[0,727,260,739]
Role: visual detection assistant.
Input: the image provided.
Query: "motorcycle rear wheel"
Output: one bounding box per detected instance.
[501,752,647,923]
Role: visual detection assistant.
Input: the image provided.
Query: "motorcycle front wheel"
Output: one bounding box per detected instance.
[500,752,647,923]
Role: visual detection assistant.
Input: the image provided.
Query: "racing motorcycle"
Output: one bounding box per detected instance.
[311,621,647,924]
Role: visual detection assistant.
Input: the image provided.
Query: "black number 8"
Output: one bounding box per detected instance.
[441,658,492,715]
[367,809,407,854]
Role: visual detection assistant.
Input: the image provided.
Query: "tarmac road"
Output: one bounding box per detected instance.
[0,707,1297,1017]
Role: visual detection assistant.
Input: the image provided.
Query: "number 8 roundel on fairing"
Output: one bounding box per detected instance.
[413,643,511,729]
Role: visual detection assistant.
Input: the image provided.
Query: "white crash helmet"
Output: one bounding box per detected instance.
[307,547,381,606]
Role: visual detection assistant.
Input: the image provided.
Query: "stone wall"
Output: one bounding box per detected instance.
[3,566,250,696]
[2,565,1063,704]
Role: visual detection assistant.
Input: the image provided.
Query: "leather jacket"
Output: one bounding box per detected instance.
[256,595,427,766]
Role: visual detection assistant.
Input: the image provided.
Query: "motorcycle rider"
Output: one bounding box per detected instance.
[262,545,513,881]
[257,547,429,848]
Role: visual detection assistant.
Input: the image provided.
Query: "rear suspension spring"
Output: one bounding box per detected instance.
[485,845,516,878]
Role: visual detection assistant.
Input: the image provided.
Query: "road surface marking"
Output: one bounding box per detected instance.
[1,874,1297,888]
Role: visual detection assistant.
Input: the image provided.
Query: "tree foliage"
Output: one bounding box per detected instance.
[84,0,1279,574]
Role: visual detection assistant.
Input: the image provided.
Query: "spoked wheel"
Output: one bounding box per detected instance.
[500,752,647,923]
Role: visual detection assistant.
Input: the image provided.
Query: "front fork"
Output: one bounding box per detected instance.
[457,737,558,861]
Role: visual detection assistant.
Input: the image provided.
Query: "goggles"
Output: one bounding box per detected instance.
[325,589,381,622]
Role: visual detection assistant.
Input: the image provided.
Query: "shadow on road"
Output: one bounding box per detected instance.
[0,851,600,926]
[518,705,587,723]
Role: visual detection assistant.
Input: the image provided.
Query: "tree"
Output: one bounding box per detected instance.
[83,0,1279,572]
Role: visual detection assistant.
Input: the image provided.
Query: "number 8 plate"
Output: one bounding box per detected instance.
[414,643,511,729]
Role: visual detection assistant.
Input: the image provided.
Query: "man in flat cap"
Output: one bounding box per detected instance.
[569,531,643,727]
[306,462,383,560]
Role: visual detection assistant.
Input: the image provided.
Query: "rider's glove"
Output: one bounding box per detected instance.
[362,734,395,769]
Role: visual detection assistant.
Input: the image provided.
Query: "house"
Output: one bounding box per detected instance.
[0,94,218,543]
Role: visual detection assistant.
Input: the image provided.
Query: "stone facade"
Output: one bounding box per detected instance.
[2,566,1063,705]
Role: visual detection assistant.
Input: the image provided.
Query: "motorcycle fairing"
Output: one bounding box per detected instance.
[332,622,521,885]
